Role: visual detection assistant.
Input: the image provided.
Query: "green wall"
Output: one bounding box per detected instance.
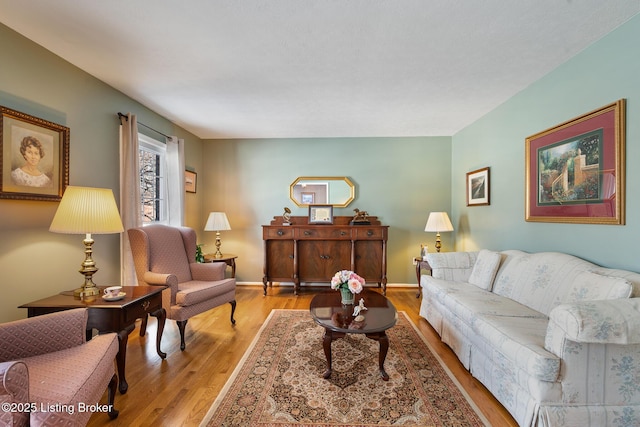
[452,14,640,270]
[4,12,638,323]
[0,24,204,323]
[201,137,453,286]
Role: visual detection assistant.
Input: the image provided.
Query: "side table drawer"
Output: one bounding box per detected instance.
[124,292,163,324]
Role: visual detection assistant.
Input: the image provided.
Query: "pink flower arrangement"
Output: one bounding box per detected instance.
[330,270,365,294]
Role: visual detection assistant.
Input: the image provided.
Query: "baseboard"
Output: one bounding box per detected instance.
[235,281,418,289]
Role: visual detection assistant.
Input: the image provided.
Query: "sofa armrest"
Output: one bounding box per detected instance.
[547,298,640,345]
[190,262,225,281]
[425,251,478,281]
[0,361,29,427]
[0,309,87,362]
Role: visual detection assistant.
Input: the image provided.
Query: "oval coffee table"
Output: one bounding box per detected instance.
[309,290,397,381]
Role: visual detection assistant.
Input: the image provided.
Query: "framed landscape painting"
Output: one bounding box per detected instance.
[466,167,490,206]
[0,106,69,201]
[525,99,625,224]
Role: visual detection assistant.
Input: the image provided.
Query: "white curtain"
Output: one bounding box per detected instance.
[119,113,141,286]
[166,136,185,226]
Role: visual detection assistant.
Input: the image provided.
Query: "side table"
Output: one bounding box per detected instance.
[414,258,431,298]
[19,285,167,394]
[204,253,238,278]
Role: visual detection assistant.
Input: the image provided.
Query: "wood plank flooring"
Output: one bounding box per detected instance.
[87,286,517,426]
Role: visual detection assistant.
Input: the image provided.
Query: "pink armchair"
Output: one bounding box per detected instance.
[0,308,118,426]
[128,224,236,351]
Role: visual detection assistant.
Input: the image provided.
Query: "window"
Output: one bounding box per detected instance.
[138,134,167,224]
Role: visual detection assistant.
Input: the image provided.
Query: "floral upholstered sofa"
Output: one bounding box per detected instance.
[419,249,640,427]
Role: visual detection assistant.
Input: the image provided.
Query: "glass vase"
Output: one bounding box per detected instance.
[340,287,355,305]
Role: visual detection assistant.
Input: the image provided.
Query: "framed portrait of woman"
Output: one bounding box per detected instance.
[0,106,70,201]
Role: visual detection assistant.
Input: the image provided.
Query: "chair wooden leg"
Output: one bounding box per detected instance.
[177,319,188,351]
[229,300,237,325]
[107,373,119,419]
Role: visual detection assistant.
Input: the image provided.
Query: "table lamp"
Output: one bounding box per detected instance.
[204,212,231,258]
[49,186,124,297]
[424,212,454,252]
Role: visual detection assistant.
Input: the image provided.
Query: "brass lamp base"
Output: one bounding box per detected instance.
[74,233,101,298]
[74,285,100,298]
[434,232,442,253]
[214,231,223,258]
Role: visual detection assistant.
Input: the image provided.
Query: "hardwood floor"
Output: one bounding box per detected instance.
[87,286,517,426]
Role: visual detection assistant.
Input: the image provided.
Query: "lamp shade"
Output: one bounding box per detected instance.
[50,186,124,234]
[204,212,231,231]
[424,212,454,233]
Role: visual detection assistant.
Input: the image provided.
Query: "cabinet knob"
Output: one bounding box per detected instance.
[304,231,311,236]
[367,230,374,236]
[142,301,150,311]
[277,230,284,236]
[289,255,294,259]
[340,231,347,235]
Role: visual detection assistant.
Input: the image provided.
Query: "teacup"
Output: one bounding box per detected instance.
[103,286,123,298]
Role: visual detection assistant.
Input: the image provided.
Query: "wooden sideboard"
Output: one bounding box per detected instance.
[262,215,388,295]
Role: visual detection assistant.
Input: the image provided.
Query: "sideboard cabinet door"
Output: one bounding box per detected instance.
[263,216,388,295]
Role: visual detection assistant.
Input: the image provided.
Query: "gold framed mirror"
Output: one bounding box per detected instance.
[289,176,355,208]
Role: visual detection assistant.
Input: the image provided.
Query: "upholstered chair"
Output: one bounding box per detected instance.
[0,308,119,426]
[127,224,236,351]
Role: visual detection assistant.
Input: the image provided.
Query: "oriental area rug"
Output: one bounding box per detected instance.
[201,309,489,427]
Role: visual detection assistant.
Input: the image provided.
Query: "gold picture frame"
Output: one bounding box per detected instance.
[0,106,69,201]
[525,99,625,224]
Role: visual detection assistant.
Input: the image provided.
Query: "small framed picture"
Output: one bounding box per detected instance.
[466,167,490,206]
[301,192,315,204]
[309,204,333,224]
[1,106,70,201]
[185,170,197,193]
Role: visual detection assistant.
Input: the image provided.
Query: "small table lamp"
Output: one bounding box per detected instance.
[49,186,124,297]
[204,212,231,258]
[424,212,454,253]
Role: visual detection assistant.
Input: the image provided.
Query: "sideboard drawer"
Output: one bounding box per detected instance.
[297,227,352,239]
[264,227,295,239]
[354,227,386,239]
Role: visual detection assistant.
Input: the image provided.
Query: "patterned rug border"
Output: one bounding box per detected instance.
[200,309,490,427]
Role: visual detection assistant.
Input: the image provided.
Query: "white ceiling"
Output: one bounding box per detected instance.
[1,1,638,139]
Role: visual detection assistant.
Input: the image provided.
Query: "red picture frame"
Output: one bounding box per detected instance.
[525,100,625,224]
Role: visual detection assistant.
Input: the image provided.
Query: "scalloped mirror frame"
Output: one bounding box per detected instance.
[289,176,355,208]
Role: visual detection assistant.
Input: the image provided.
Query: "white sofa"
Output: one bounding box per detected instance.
[419,249,640,427]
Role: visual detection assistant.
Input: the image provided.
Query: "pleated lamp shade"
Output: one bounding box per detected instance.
[50,186,124,235]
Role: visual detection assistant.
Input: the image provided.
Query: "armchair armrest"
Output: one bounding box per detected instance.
[0,308,87,362]
[190,262,225,281]
[547,298,640,345]
[0,361,29,427]
[425,251,479,281]
[143,271,179,287]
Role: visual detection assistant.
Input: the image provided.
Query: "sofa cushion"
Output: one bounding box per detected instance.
[468,249,502,290]
[424,277,546,328]
[176,278,236,306]
[472,314,560,382]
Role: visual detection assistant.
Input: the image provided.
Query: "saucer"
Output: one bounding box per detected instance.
[102,292,126,301]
